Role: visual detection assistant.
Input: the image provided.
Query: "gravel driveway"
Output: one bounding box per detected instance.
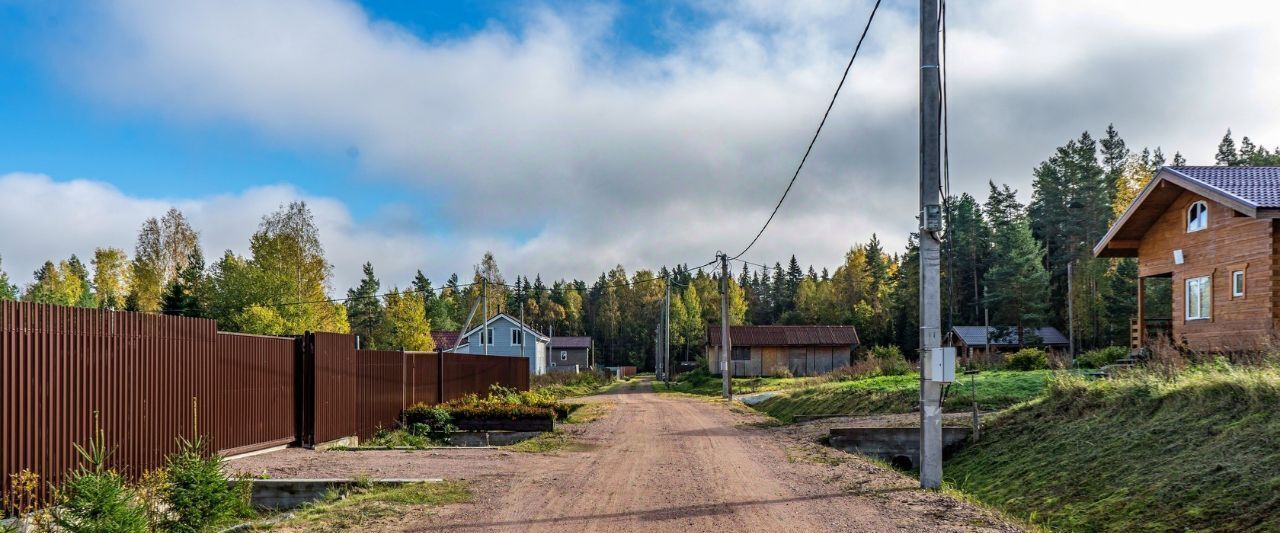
[229,379,1020,532]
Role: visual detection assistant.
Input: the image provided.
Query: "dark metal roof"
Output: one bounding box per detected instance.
[1166,166,1280,209]
[550,336,591,349]
[706,325,859,347]
[948,326,1068,347]
[431,331,461,348]
[1096,166,1280,257]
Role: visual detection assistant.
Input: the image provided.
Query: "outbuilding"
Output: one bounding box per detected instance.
[704,325,859,377]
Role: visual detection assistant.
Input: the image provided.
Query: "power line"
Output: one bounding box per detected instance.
[730,0,883,261]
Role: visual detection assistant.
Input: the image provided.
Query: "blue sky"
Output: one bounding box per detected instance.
[2,1,1279,291]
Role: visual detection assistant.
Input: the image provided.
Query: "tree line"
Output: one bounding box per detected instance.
[0,128,1272,366]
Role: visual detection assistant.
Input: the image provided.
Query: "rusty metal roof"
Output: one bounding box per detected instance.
[705,325,859,347]
[431,331,460,348]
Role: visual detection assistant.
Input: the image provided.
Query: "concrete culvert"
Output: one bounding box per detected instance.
[890,455,914,470]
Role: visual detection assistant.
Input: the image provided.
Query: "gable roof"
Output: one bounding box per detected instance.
[947,326,1068,347]
[430,331,461,349]
[1095,166,1280,257]
[459,313,550,342]
[705,325,859,347]
[550,336,591,349]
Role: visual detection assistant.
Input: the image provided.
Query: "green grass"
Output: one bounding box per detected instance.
[944,367,1280,532]
[753,371,1054,423]
[653,376,808,396]
[271,481,470,531]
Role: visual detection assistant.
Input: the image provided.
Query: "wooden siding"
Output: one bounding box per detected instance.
[1137,189,1275,350]
[706,344,852,377]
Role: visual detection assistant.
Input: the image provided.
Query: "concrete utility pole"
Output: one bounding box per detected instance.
[719,253,732,400]
[664,278,672,383]
[918,0,945,490]
[483,278,489,356]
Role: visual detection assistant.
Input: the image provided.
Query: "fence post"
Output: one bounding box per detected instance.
[400,347,407,429]
[437,348,445,404]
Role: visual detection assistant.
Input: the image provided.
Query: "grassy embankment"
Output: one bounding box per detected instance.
[655,370,1053,422]
[945,367,1280,532]
[754,371,1052,422]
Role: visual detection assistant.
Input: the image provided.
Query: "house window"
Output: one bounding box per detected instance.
[560,351,568,361]
[481,327,494,345]
[731,346,751,361]
[511,329,523,345]
[1232,270,1245,297]
[1187,201,1208,232]
[1186,276,1211,320]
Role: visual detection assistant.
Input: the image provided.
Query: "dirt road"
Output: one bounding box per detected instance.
[233,379,1018,532]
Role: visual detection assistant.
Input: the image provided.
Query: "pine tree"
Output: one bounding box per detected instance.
[1152,147,1167,168]
[161,249,206,317]
[346,262,384,348]
[1101,124,1129,205]
[984,220,1050,346]
[984,181,1024,231]
[1171,151,1186,166]
[1216,129,1239,166]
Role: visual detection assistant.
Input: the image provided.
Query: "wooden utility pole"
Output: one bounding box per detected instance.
[1067,261,1076,365]
[664,277,672,383]
[918,0,944,490]
[719,253,732,400]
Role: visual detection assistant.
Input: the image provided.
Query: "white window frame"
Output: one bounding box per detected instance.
[1232,270,1245,297]
[482,327,494,345]
[560,351,568,361]
[1186,276,1211,320]
[511,328,523,346]
[1187,201,1208,232]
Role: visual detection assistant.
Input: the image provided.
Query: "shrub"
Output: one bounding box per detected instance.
[159,435,250,532]
[1006,348,1049,371]
[444,403,554,422]
[770,367,795,379]
[868,345,903,361]
[402,404,456,440]
[1078,346,1129,369]
[49,426,149,533]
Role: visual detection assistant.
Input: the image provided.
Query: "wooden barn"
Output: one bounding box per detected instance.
[1094,166,1280,352]
[705,325,859,377]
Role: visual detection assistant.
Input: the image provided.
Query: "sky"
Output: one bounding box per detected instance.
[3,0,1280,293]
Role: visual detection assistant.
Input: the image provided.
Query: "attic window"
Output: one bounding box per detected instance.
[1187,201,1208,232]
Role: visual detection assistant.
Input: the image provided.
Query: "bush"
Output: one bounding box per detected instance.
[444,403,554,422]
[1078,346,1130,369]
[402,404,457,440]
[770,367,794,379]
[1006,348,1049,371]
[159,435,250,532]
[49,427,149,533]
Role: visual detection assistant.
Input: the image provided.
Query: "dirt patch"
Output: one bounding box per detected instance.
[231,380,1019,532]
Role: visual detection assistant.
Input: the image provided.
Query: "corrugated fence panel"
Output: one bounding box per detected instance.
[0,302,298,511]
[355,349,407,440]
[310,332,357,444]
[212,333,296,455]
[442,353,528,402]
[407,351,441,407]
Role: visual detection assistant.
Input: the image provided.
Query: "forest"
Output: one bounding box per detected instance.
[2,128,1277,367]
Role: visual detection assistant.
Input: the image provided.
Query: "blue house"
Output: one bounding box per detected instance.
[452,313,551,375]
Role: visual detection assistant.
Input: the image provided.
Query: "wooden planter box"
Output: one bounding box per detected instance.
[453,418,554,432]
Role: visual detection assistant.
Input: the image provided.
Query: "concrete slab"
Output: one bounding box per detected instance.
[827,426,971,469]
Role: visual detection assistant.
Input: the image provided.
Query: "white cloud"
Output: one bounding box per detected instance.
[11,0,1280,290]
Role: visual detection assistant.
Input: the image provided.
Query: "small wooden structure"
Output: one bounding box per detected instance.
[705,325,859,377]
[1095,166,1280,352]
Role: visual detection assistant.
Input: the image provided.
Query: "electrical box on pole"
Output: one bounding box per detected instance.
[922,347,956,383]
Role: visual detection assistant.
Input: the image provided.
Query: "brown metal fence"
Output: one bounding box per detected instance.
[443,353,530,402]
[0,302,296,506]
[1,302,530,512]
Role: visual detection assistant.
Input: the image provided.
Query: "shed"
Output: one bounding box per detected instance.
[705,325,859,377]
[548,336,592,372]
[944,326,1068,359]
